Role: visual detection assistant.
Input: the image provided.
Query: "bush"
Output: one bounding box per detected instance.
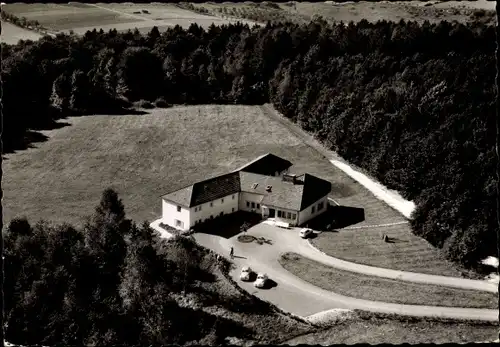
[133,99,154,109]
[154,98,172,108]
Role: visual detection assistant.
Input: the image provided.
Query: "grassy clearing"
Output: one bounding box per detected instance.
[279,252,498,309]
[3,105,475,280]
[282,310,499,344]
[310,223,476,278]
[1,21,42,45]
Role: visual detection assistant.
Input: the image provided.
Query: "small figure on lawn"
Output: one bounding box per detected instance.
[383,234,389,243]
[230,247,234,259]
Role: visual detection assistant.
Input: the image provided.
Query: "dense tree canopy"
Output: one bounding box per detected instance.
[2,19,496,271]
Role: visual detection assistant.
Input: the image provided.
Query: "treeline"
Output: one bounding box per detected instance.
[2,19,496,269]
[4,188,260,345]
[1,9,47,32]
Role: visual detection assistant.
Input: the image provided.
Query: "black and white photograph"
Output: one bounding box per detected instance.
[1,0,499,345]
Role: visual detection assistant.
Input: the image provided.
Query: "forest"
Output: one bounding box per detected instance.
[1,19,496,273]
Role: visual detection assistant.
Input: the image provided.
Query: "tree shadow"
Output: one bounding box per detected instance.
[306,203,365,231]
[3,130,50,155]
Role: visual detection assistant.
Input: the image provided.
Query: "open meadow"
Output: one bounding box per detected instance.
[3,105,476,280]
[2,2,258,37]
[189,0,496,25]
[1,20,42,44]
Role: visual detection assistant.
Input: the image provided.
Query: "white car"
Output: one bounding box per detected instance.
[254,273,268,288]
[240,266,252,281]
[299,228,313,239]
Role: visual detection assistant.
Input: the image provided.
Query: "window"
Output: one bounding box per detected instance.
[312,206,315,214]
[292,213,296,220]
[287,212,292,219]
[251,202,255,208]
[277,210,282,218]
[232,208,235,212]
[177,206,181,212]
[246,201,250,208]
[221,198,224,203]
[257,204,260,209]
[175,219,183,228]
[210,202,213,207]
[318,202,324,211]
[232,195,235,199]
[199,205,202,211]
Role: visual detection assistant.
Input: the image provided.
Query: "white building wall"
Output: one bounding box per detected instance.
[298,195,329,226]
[239,192,264,213]
[162,199,191,231]
[190,192,239,226]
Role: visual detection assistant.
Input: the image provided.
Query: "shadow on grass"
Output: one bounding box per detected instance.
[385,236,409,244]
[306,204,365,231]
[193,211,263,239]
[3,128,58,155]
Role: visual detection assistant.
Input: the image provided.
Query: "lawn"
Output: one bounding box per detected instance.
[2,105,477,280]
[279,253,498,309]
[282,310,499,345]
[1,21,42,45]
[309,223,477,278]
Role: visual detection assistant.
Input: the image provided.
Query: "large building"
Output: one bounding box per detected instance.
[161,153,332,231]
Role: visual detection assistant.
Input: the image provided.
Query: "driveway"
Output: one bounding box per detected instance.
[192,223,498,322]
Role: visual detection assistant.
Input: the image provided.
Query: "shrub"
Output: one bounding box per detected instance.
[154,98,172,108]
[134,99,154,109]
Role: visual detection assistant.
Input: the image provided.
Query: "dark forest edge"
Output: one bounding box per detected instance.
[1,19,496,273]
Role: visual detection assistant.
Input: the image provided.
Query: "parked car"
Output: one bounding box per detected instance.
[254,273,268,288]
[299,228,313,239]
[240,266,252,281]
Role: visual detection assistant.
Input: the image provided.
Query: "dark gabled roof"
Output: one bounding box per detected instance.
[299,173,332,210]
[161,154,331,211]
[190,171,240,206]
[235,153,292,176]
[162,171,240,208]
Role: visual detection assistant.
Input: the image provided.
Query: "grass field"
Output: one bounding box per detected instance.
[2,105,476,280]
[282,310,499,345]
[2,2,258,39]
[190,0,496,25]
[1,21,42,44]
[279,253,498,309]
[309,222,479,278]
